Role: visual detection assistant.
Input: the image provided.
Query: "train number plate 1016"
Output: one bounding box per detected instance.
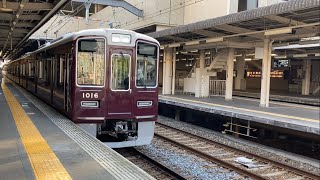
[82,92,99,99]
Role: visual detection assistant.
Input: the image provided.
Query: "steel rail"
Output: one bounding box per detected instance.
[156,122,320,180]
[154,133,266,180]
[118,147,187,180]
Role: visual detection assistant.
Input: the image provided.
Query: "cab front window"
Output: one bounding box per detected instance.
[136,42,158,88]
[77,38,105,86]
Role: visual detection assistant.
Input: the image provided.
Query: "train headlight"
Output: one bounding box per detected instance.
[81,101,99,108]
[112,34,131,44]
[137,101,153,108]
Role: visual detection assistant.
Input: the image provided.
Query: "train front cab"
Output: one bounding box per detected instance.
[74,34,159,148]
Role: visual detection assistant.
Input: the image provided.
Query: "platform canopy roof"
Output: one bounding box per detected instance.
[0,0,69,59]
[148,0,320,56]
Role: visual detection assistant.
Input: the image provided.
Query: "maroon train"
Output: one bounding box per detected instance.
[5,29,160,148]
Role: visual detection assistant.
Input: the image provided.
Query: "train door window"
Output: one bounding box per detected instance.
[22,64,25,76]
[77,38,105,86]
[59,56,64,84]
[111,53,131,90]
[136,42,158,88]
[39,60,43,79]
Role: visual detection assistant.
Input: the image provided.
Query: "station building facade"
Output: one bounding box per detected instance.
[31,0,319,101]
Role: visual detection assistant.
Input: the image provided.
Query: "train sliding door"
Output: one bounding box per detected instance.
[107,48,133,117]
[64,53,70,112]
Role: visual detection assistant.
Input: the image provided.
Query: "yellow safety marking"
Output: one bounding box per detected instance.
[1,82,72,180]
[233,96,319,111]
[159,95,320,123]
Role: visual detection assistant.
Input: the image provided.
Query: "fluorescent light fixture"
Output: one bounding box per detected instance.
[234,54,242,57]
[111,34,131,43]
[190,50,198,53]
[275,55,287,59]
[293,54,308,58]
[205,52,211,55]
[265,28,292,36]
[299,40,320,45]
[273,42,290,47]
[206,37,224,43]
[181,58,187,61]
[245,58,252,61]
[271,54,278,56]
[168,43,181,48]
[185,41,199,46]
[233,59,236,62]
[314,53,320,56]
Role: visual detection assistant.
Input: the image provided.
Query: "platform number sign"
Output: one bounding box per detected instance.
[82,92,99,99]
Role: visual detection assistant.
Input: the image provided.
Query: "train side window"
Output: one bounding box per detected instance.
[111,53,131,91]
[77,38,105,86]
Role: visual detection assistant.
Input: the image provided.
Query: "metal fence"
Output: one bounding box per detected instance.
[209,80,226,96]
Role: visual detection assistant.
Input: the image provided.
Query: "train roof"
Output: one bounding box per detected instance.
[32,28,160,54]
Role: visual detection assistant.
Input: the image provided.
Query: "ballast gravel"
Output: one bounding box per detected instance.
[156,116,320,176]
[137,140,240,180]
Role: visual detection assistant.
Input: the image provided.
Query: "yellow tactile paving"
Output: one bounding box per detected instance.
[1,82,72,180]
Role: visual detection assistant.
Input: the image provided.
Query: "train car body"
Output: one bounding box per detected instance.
[5,29,160,148]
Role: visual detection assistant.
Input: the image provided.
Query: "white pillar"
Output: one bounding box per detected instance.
[260,39,272,107]
[302,59,311,95]
[225,48,235,100]
[162,47,173,95]
[200,50,205,68]
[172,48,176,95]
[235,54,246,90]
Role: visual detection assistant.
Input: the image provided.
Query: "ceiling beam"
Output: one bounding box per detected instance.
[215,24,264,39]
[0,1,53,12]
[72,0,144,17]
[193,29,225,37]
[0,12,12,21]
[183,41,263,51]
[265,15,306,26]
[13,28,30,34]
[166,35,189,42]
[20,14,42,21]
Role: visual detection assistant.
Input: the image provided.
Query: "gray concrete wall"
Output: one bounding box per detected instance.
[258,0,287,7]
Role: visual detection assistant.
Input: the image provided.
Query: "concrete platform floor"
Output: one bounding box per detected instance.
[159,94,320,135]
[0,74,154,180]
[233,89,320,106]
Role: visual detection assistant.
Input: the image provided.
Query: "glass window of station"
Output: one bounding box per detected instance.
[136,42,158,88]
[77,38,105,86]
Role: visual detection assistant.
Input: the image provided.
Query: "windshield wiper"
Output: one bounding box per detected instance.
[139,79,147,89]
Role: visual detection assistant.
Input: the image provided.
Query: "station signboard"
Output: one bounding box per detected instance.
[246,71,284,78]
[272,59,290,69]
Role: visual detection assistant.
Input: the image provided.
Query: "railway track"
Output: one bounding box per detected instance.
[116,148,186,180]
[155,122,320,180]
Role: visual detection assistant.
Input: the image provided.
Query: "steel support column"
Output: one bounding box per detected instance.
[163,47,173,95]
[235,53,246,90]
[260,39,273,107]
[172,48,176,95]
[225,48,235,100]
[302,59,311,95]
